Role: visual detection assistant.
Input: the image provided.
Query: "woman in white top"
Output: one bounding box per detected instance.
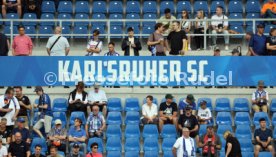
[194,10,208,50]
[197,100,212,125]
[86,29,103,56]
[180,10,191,51]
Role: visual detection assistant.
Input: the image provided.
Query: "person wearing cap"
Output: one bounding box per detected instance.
[47,146,62,157]
[254,118,275,157]
[0,138,7,157]
[198,126,221,157]
[30,145,46,157]
[47,119,67,152]
[172,127,196,157]
[33,86,53,138]
[179,94,196,115]
[68,81,88,115]
[141,95,159,125]
[121,27,142,56]
[249,24,267,56]
[261,0,276,24]
[223,131,242,157]
[0,118,11,148]
[252,80,269,112]
[88,84,107,117]
[66,143,82,157]
[12,117,31,144]
[86,142,102,157]
[8,132,30,157]
[197,100,212,125]
[266,28,276,56]
[85,105,106,138]
[213,47,220,56]
[86,29,103,56]
[159,94,178,132]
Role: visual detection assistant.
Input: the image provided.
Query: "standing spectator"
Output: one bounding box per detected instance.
[254,118,274,157]
[48,119,67,152]
[23,0,41,18]
[30,145,45,157]
[12,25,33,56]
[47,146,62,157]
[12,118,31,144]
[86,30,103,56]
[231,48,241,56]
[14,86,31,128]
[8,132,30,157]
[0,33,9,56]
[159,94,178,132]
[159,8,176,34]
[104,42,120,56]
[180,10,191,50]
[213,47,221,56]
[141,95,158,125]
[223,131,242,157]
[68,118,86,155]
[1,0,22,18]
[194,10,208,50]
[121,27,142,56]
[0,118,11,147]
[85,105,106,138]
[266,28,276,55]
[249,24,267,56]
[46,26,70,56]
[172,127,196,157]
[88,84,107,117]
[178,106,199,139]
[197,100,212,125]
[261,0,276,24]
[252,80,269,112]
[66,143,82,157]
[245,31,254,56]
[179,94,196,115]
[86,143,103,157]
[68,82,88,115]
[0,138,7,157]
[211,6,229,50]
[33,86,53,138]
[166,21,187,56]
[147,23,166,56]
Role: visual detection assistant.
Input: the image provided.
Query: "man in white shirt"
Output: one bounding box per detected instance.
[252,80,269,113]
[173,127,196,157]
[86,30,103,56]
[88,84,107,117]
[197,100,212,125]
[141,95,158,125]
[0,138,7,157]
[211,6,229,50]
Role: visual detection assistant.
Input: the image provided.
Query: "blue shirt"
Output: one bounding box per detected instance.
[249,34,267,56]
[38,93,52,116]
[68,126,86,144]
[179,100,196,111]
[104,51,120,56]
[12,128,30,141]
[254,128,272,142]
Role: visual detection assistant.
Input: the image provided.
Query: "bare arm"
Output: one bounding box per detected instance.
[267,43,276,50]
[65,47,70,56]
[225,143,232,157]
[7,39,10,51]
[172,147,177,157]
[249,47,258,56]
[223,25,228,30]
[12,48,15,56]
[8,153,12,157]
[46,48,50,56]
[12,0,20,6]
[147,40,161,46]
[190,125,199,133]
[26,150,30,157]
[85,124,89,137]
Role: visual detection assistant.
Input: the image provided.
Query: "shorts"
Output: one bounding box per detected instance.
[162,118,173,124]
[33,114,52,133]
[98,105,106,112]
[7,2,17,13]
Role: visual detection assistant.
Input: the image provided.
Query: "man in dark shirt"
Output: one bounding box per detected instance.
[178,105,199,138]
[166,20,187,55]
[66,143,82,157]
[23,0,41,18]
[8,132,30,157]
[0,118,11,147]
[0,33,9,56]
[12,117,31,144]
[249,24,267,56]
[254,118,274,157]
[30,144,46,157]
[223,131,242,157]
[266,28,276,55]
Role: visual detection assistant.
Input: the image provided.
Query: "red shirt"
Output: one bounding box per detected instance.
[12,35,33,56]
[86,153,102,157]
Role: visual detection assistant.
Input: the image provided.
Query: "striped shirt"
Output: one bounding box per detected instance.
[86,113,105,132]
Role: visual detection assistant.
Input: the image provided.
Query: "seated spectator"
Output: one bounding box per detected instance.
[33,86,52,138]
[47,146,62,157]
[68,82,88,115]
[249,24,267,56]
[0,118,11,147]
[0,32,9,56]
[159,8,176,34]
[252,80,269,112]
[12,25,33,56]
[180,10,191,50]
[48,119,67,152]
[12,118,31,144]
[86,30,103,56]
[223,131,242,157]
[0,138,7,157]
[213,46,221,56]
[179,94,196,115]
[197,100,212,125]
[211,6,229,50]
[104,42,120,56]
[121,27,142,56]
[266,28,276,56]
[158,94,178,132]
[8,132,30,157]
[66,143,82,157]
[86,142,103,157]
[88,84,107,117]
[68,118,86,155]
[85,105,106,138]
[261,0,276,24]
[30,144,45,157]
[194,10,208,50]
[141,95,158,125]
[254,118,275,157]
[231,48,242,56]
[147,23,167,56]
[198,126,221,157]
[1,0,22,18]
[23,0,41,18]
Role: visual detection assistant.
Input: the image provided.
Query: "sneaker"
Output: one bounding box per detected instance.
[188,47,192,51]
[225,45,229,50]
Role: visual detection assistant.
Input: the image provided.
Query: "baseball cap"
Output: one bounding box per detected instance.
[200,100,207,105]
[186,94,195,103]
[17,117,25,123]
[214,46,220,51]
[185,105,193,110]
[258,80,265,87]
[165,94,173,99]
[55,119,62,125]
[34,86,43,92]
[73,143,80,148]
[257,24,264,28]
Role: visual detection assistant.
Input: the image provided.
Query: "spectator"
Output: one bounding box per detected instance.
[0,118,11,147]
[249,24,267,56]
[121,27,142,56]
[179,94,196,115]
[254,118,274,157]
[12,118,31,144]
[172,127,196,157]
[261,0,276,24]
[213,46,221,56]
[211,6,229,50]
[1,0,22,18]
[141,95,158,125]
[0,32,9,56]
[245,31,254,56]
[88,84,107,117]
[159,94,178,132]
[166,21,187,56]
[30,145,45,157]
[223,131,242,157]
[33,86,53,138]
[85,105,106,138]
[46,26,70,56]
[86,142,102,157]
[68,118,86,155]
[0,138,7,157]
[8,132,30,157]
[231,48,241,56]
[198,126,221,157]
[197,100,212,125]
[68,82,88,115]
[180,10,191,50]
[48,119,67,152]
[23,0,41,18]
[147,23,166,56]
[266,28,276,56]
[66,143,82,157]
[86,30,103,56]
[12,25,33,56]
[104,42,120,56]
[252,80,269,112]
[159,8,176,34]
[14,86,31,128]
[47,146,62,157]
[194,10,207,50]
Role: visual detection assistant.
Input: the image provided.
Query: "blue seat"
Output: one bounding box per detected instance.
[58,1,73,14]
[259,152,273,157]
[24,26,36,38]
[69,111,86,125]
[92,13,106,27]
[106,125,121,138]
[144,138,158,151]
[75,1,89,14]
[57,13,72,26]
[51,112,67,128]
[242,152,254,157]
[93,1,107,13]
[52,98,68,112]
[109,14,123,26]
[199,124,207,136]
[161,124,177,138]
[125,151,139,157]
[126,1,140,14]
[106,111,122,125]
[246,13,260,26]
[143,124,158,138]
[217,125,232,139]
[239,139,253,152]
[38,26,53,39]
[142,26,154,37]
[163,151,174,157]
[125,111,140,125]
[91,25,106,35]
[197,98,212,110]
[87,137,103,152]
[229,13,243,26]
[210,1,225,14]
[40,13,55,26]
[194,1,209,14]
[143,13,157,27]
[272,112,276,126]
[177,1,191,13]
[107,151,121,157]
[265,25,276,35]
[273,127,276,138]
[107,98,122,112]
[253,112,270,127]
[110,25,122,38]
[125,124,140,138]
[74,13,89,27]
[228,1,243,13]
[144,151,158,157]
[246,0,260,13]
[143,1,157,13]
[162,138,175,151]
[142,96,158,105]
[126,13,140,28]
[270,98,276,112]
[160,1,174,14]
[229,25,244,38]
[73,26,88,39]
[125,138,140,152]
[109,1,123,14]
[235,112,251,126]
[216,112,232,125]
[22,13,37,26]
[106,137,122,151]
[125,98,140,112]
[233,98,249,112]
[235,125,252,139]
[41,1,56,13]
[215,98,231,112]
[5,13,19,26]
[31,138,47,153]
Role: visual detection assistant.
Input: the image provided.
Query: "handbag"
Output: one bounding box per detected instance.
[148,33,157,56]
[50,36,61,51]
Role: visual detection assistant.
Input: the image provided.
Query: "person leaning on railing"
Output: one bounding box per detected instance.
[261,0,276,24]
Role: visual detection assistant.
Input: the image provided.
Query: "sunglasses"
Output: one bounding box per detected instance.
[93,147,98,149]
